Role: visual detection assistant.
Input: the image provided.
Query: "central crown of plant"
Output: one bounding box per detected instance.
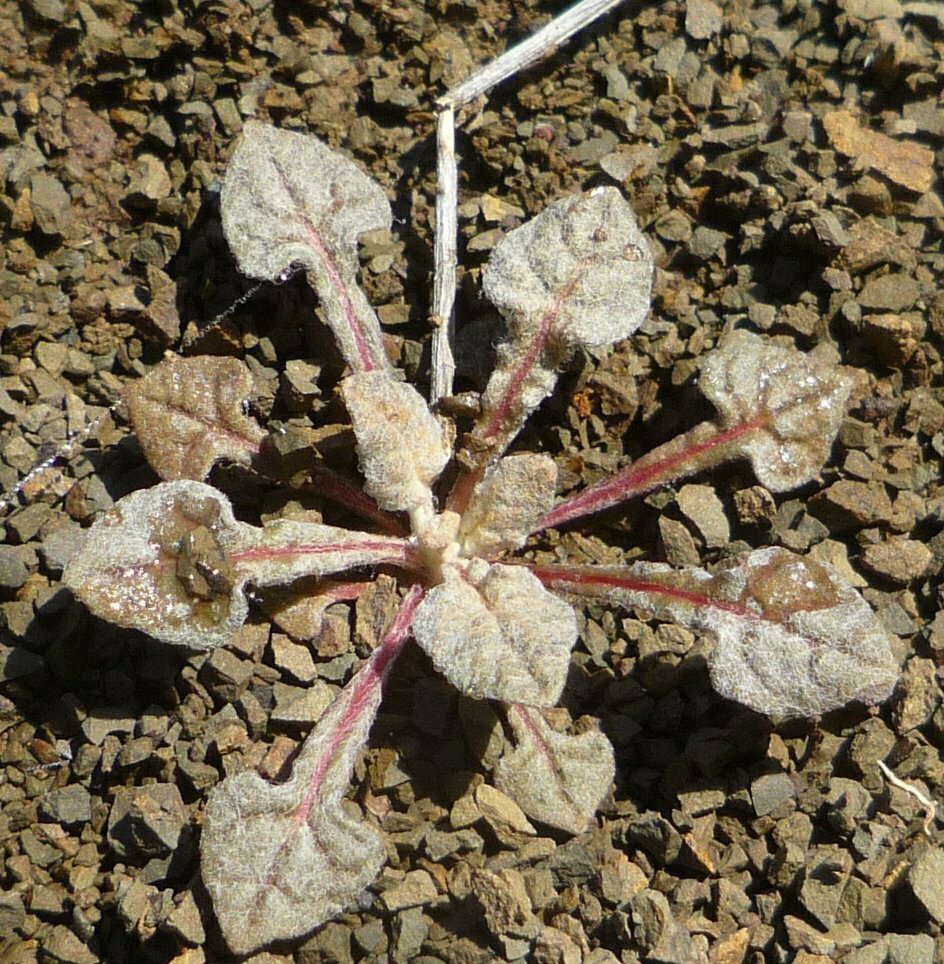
[63,123,898,956]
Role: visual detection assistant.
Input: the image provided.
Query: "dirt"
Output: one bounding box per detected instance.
[1,1,943,962]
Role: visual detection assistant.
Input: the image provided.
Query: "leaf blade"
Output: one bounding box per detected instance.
[495,704,614,834]
[222,122,392,374]
[533,547,898,717]
[123,355,265,481]
[201,586,423,955]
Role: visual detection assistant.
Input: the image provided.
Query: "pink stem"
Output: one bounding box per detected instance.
[537,417,762,531]
[307,467,410,537]
[529,562,751,618]
[480,275,580,447]
[294,584,424,825]
[302,217,377,373]
[230,538,421,574]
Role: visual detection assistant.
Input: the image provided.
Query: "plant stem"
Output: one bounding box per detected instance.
[294,584,424,824]
[537,417,762,531]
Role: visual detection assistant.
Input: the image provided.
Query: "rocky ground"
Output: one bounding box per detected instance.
[1,0,943,961]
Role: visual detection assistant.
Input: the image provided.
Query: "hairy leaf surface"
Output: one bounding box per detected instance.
[123,355,265,481]
[343,371,450,519]
[63,481,414,649]
[477,187,653,456]
[412,563,577,705]
[222,121,392,373]
[495,704,614,834]
[458,453,558,557]
[700,329,854,491]
[201,587,423,955]
[535,547,898,717]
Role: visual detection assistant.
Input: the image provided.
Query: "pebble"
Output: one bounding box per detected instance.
[378,869,439,913]
[107,783,188,860]
[860,538,932,583]
[907,848,944,924]
[684,0,723,39]
[751,773,796,817]
[29,173,73,236]
[676,484,730,547]
[38,785,92,826]
[823,110,935,194]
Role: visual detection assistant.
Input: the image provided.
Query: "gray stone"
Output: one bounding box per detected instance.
[80,708,136,746]
[107,783,188,859]
[631,890,698,964]
[0,545,30,589]
[858,274,921,312]
[907,847,944,923]
[887,932,936,964]
[860,539,932,584]
[685,0,723,39]
[199,647,253,703]
[751,772,795,817]
[39,785,92,826]
[676,484,730,547]
[29,173,73,236]
[379,869,439,913]
[43,924,100,963]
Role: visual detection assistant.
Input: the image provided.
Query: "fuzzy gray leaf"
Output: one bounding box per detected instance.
[495,705,614,834]
[222,122,392,374]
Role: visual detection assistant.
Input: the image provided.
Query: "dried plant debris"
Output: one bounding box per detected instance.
[57,124,902,955]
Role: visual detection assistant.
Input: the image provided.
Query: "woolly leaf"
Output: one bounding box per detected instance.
[222,122,392,374]
[540,332,855,530]
[699,329,854,491]
[458,453,558,558]
[342,371,450,519]
[63,481,414,649]
[123,355,265,481]
[201,587,423,955]
[476,187,653,456]
[412,563,577,705]
[495,704,614,834]
[534,547,898,717]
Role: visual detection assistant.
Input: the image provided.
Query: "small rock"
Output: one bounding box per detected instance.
[391,907,428,961]
[892,658,938,733]
[861,314,921,366]
[107,783,188,859]
[751,772,796,817]
[810,480,893,529]
[379,869,438,913]
[199,648,253,703]
[269,634,317,683]
[631,890,700,964]
[908,847,944,924]
[860,539,932,584]
[80,707,136,745]
[270,679,335,724]
[162,891,206,946]
[886,932,936,963]
[0,892,26,933]
[38,785,92,826]
[685,0,723,39]
[858,274,921,312]
[676,484,730,547]
[475,784,536,835]
[29,173,73,236]
[43,925,100,963]
[823,110,934,194]
[471,867,536,938]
